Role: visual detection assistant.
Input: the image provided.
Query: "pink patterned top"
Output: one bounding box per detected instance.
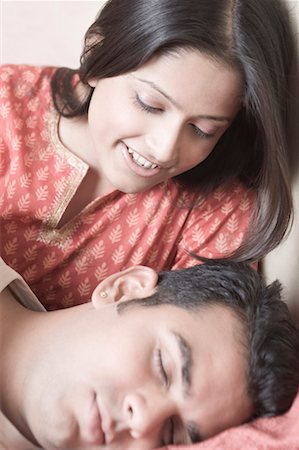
[0,65,255,309]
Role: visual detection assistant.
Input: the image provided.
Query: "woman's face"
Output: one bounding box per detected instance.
[87,50,243,195]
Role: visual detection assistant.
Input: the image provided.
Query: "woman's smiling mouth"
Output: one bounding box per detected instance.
[127,146,159,169]
[120,142,163,177]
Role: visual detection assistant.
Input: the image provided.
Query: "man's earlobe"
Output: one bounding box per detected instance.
[91,266,158,308]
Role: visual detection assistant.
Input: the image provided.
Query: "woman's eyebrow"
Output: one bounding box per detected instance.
[131,74,180,107]
[131,75,230,123]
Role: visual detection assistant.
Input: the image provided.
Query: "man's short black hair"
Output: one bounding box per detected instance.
[117,260,299,421]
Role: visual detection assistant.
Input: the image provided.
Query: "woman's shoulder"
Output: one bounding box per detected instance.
[0,64,58,125]
[0,64,57,85]
[0,64,58,109]
[171,178,256,209]
[204,179,255,214]
[211,179,255,202]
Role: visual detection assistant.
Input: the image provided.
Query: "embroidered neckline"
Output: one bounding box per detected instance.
[37,108,88,229]
[48,108,89,172]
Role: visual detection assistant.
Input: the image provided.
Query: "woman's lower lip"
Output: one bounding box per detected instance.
[120,142,162,178]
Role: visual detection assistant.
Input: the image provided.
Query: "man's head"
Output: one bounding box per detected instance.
[114,260,299,420]
[5,261,299,450]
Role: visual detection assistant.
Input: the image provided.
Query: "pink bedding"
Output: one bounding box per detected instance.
[159,390,299,450]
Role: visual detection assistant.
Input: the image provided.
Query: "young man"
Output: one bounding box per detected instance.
[1,258,299,450]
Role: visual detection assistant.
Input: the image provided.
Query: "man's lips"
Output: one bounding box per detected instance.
[97,396,115,445]
[85,396,106,445]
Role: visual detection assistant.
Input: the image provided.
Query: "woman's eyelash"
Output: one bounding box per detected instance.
[133,94,162,114]
[190,123,213,139]
[155,348,168,385]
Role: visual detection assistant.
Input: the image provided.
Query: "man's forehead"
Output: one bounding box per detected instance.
[117,296,240,322]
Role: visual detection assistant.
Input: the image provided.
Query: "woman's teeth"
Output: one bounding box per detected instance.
[127,147,158,169]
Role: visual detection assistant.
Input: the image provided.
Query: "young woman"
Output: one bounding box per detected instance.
[0,0,295,309]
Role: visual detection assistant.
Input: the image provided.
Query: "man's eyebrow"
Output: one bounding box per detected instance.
[172,331,192,396]
[132,75,230,123]
[172,331,203,443]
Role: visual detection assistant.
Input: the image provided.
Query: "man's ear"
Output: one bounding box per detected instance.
[91,266,158,308]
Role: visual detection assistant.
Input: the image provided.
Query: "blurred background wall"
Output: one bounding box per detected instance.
[1,1,298,66]
[1,1,104,67]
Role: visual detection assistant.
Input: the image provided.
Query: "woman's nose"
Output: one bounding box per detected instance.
[124,392,173,439]
[145,122,182,166]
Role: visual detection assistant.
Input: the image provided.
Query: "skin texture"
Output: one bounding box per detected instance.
[1,266,252,449]
[58,50,243,222]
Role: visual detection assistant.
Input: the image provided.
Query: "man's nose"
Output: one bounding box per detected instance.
[124,392,174,439]
[145,121,182,166]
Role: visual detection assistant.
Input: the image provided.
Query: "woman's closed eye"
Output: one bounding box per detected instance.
[190,123,214,139]
[133,93,163,114]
